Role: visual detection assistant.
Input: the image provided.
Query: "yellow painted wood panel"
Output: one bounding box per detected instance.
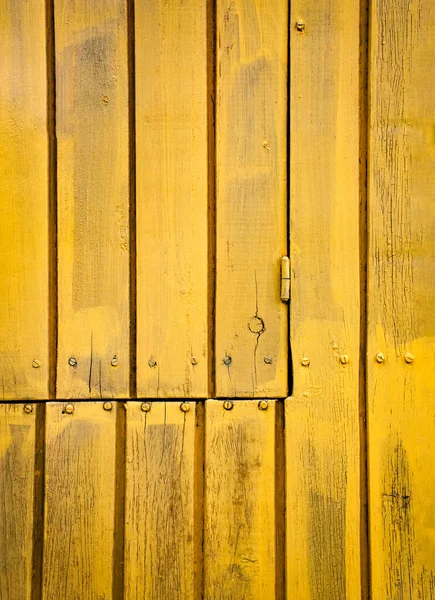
[135,0,209,398]
[0,404,38,599]
[55,0,130,398]
[124,401,198,599]
[0,1,49,399]
[286,1,361,598]
[204,400,276,599]
[214,0,288,398]
[42,402,119,600]
[367,0,435,597]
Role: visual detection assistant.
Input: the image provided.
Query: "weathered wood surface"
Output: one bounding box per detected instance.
[124,401,198,599]
[286,1,361,598]
[42,402,119,600]
[135,0,209,398]
[367,0,435,597]
[55,0,130,398]
[214,0,289,398]
[204,400,277,599]
[0,0,49,399]
[0,404,39,600]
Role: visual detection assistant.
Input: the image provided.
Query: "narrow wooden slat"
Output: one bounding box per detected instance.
[214,0,289,398]
[204,400,276,598]
[124,401,198,599]
[55,0,130,398]
[286,1,361,598]
[135,0,209,397]
[0,405,37,599]
[42,402,117,600]
[367,1,435,597]
[0,1,49,399]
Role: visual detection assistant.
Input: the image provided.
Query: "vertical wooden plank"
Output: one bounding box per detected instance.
[214,0,289,398]
[0,404,37,599]
[42,402,118,600]
[286,1,361,598]
[124,401,198,599]
[204,400,276,599]
[55,0,130,398]
[135,0,209,398]
[368,1,435,597]
[0,1,49,399]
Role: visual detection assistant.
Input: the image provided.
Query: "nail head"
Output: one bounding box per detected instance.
[296,19,306,31]
[68,357,77,367]
[141,402,152,413]
[23,404,33,414]
[301,356,310,367]
[223,356,232,366]
[404,352,414,364]
[376,352,385,363]
[103,401,112,411]
[223,400,234,411]
[340,354,350,365]
[190,356,198,366]
[264,356,273,365]
[111,355,118,367]
[32,359,41,369]
[180,402,190,413]
[258,400,268,410]
[64,403,74,415]
[148,358,157,368]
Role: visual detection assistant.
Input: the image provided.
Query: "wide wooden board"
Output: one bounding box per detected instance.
[286,1,361,598]
[0,404,39,600]
[214,0,289,398]
[204,400,276,598]
[367,0,435,597]
[0,1,49,399]
[55,0,130,398]
[124,401,198,599]
[135,0,209,397]
[42,402,118,600]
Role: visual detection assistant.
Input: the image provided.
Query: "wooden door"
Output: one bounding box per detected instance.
[0,1,434,599]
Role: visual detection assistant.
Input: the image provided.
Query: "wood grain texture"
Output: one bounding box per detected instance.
[124,401,198,599]
[286,1,361,598]
[55,0,130,398]
[135,0,209,398]
[0,404,37,600]
[0,1,49,399]
[42,402,118,600]
[214,0,289,398]
[204,400,276,599]
[367,0,435,597]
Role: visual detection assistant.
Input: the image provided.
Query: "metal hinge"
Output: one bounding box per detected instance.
[280,256,290,302]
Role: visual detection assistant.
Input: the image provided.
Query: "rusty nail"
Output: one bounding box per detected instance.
[64,403,74,415]
[223,400,234,411]
[24,404,33,414]
[68,357,77,367]
[264,356,273,364]
[404,352,414,364]
[141,402,152,413]
[148,358,157,368]
[258,400,268,410]
[180,402,190,413]
[301,356,310,367]
[296,19,306,31]
[190,356,198,366]
[376,352,385,363]
[340,354,350,365]
[103,402,112,411]
[223,356,232,366]
[111,355,118,367]
[32,359,41,369]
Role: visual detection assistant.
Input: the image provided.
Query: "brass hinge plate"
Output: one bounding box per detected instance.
[281,256,290,302]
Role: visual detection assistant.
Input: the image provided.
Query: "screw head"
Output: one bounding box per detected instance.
[301,356,310,367]
[258,400,268,410]
[376,352,385,363]
[264,356,273,365]
[111,355,118,367]
[223,356,232,366]
[148,358,157,368]
[180,402,190,413]
[340,354,350,365]
[404,352,414,364]
[23,404,33,414]
[223,400,234,411]
[32,359,41,369]
[296,19,306,31]
[68,357,77,367]
[103,402,112,411]
[64,403,74,415]
[141,402,152,413]
[190,356,198,366]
